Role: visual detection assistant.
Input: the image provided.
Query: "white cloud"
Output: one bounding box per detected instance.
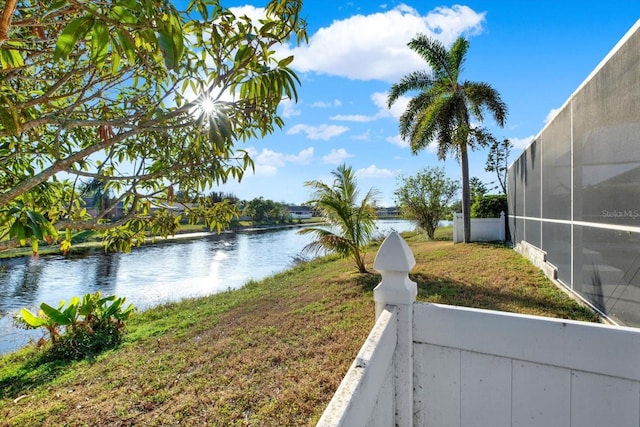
[544,107,562,124]
[323,148,354,164]
[352,130,371,141]
[248,147,314,176]
[386,134,439,154]
[290,147,314,164]
[287,123,349,140]
[510,136,535,150]
[281,4,485,82]
[228,5,266,22]
[376,92,410,119]
[332,91,404,123]
[356,164,400,178]
[280,99,301,118]
[387,134,410,148]
[311,99,342,108]
[330,113,377,122]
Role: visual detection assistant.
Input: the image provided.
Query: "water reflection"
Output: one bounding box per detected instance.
[0,220,415,353]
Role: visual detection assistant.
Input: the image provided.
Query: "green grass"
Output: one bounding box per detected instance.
[0,234,597,426]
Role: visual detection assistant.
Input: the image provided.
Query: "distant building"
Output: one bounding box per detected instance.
[82,196,124,220]
[287,205,313,219]
[376,207,400,217]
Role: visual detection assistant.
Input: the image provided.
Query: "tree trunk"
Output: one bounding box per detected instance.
[460,144,471,243]
[426,224,435,240]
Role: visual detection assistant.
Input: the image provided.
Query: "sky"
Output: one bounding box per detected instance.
[215,1,640,206]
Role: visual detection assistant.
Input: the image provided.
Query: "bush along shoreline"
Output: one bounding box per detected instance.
[14,292,135,362]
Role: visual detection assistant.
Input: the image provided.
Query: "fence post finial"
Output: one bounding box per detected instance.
[373,231,417,318]
[373,231,416,426]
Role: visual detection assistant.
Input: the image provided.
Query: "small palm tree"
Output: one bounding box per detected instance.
[299,164,379,273]
[387,35,507,243]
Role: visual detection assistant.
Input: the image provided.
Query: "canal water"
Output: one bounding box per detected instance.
[0,219,416,354]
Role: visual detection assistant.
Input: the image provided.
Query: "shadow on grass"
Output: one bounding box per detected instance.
[0,343,117,401]
[411,272,597,321]
[353,272,381,292]
[0,355,75,400]
[335,257,595,322]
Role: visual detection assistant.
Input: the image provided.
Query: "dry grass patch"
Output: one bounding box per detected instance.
[0,237,597,426]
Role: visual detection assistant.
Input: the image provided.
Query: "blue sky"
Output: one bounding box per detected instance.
[216,1,640,206]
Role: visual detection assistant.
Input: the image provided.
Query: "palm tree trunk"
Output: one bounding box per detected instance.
[460,144,471,243]
[353,250,368,273]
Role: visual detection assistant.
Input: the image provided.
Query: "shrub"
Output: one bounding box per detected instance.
[471,194,507,218]
[15,292,135,361]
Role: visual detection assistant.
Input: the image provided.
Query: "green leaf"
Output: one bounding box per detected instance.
[45,0,68,15]
[156,23,184,72]
[157,31,176,70]
[0,48,24,69]
[103,298,123,318]
[54,16,94,61]
[11,221,27,246]
[20,308,47,328]
[62,296,80,320]
[116,29,137,65]
[110,42,120,74]
[90,21,110,67]
[79,293,97,316]
[40,302,73,325]
[25,211,46,240]
[0,95,22,135]
[109,6,138,24]
[278,55,294,68]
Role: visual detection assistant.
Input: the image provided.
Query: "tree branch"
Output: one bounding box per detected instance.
[0,0,18,46]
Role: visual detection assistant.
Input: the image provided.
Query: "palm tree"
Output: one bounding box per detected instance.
[387,35,507,243]
[299,164,379,273]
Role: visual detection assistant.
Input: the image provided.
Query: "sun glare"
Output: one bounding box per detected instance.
[200,97,216,114]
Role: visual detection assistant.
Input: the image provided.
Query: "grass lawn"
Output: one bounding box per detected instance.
[0,232,597,426]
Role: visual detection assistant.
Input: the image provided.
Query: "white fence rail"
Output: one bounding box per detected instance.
[453,211,506,243]
[413,304,640,426]
[315,307,397,427]
[318,232,640,426]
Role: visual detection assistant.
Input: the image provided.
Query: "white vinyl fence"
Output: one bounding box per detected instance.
[453,211,506,243]
[317,232,640,426]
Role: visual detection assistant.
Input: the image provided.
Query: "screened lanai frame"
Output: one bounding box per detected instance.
[508,19,640,326]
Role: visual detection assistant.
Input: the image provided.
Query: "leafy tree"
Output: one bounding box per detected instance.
[394,167,459,239]
[0,0,307,253]
[469,176,488,205]
[387,35,507,243]
[447,200,462,220]
[299,164,379,273]
[471,194,508,218]
[485,138,513,195]
[242,197,289,224]
[206,191,239,205]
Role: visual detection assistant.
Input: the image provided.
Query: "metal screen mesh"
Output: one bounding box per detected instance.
[508,23,640,325]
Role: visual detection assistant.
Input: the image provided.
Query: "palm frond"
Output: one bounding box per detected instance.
[463,81,507,126]
[447,37,469,82]
[408,34,450,78]
[387,70,435,107]
[298,227,353,257]
[299,163,379,272]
